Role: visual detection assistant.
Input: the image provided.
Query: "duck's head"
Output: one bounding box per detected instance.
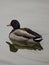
[7,20,20,29]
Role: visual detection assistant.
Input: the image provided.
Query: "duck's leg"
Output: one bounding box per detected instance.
[6,41,18,52]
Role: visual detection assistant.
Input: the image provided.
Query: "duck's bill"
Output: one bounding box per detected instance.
[7,24,11,26]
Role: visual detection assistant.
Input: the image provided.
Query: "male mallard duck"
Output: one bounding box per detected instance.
[6,20,43,52]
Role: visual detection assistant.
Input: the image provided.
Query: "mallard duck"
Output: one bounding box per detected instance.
[6,20,43,52]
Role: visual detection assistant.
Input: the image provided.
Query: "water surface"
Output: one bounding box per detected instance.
[0,0,49,65]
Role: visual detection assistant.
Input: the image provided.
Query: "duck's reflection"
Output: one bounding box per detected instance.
[6,41,43,53]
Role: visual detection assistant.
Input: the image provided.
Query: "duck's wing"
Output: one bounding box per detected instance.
[13,28,35,40]
[20,28,43,42]
[21,28,42,37]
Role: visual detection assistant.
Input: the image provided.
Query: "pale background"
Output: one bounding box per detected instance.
[0,0,49,65]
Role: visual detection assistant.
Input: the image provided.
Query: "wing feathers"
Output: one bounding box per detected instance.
[13,29,35,39]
